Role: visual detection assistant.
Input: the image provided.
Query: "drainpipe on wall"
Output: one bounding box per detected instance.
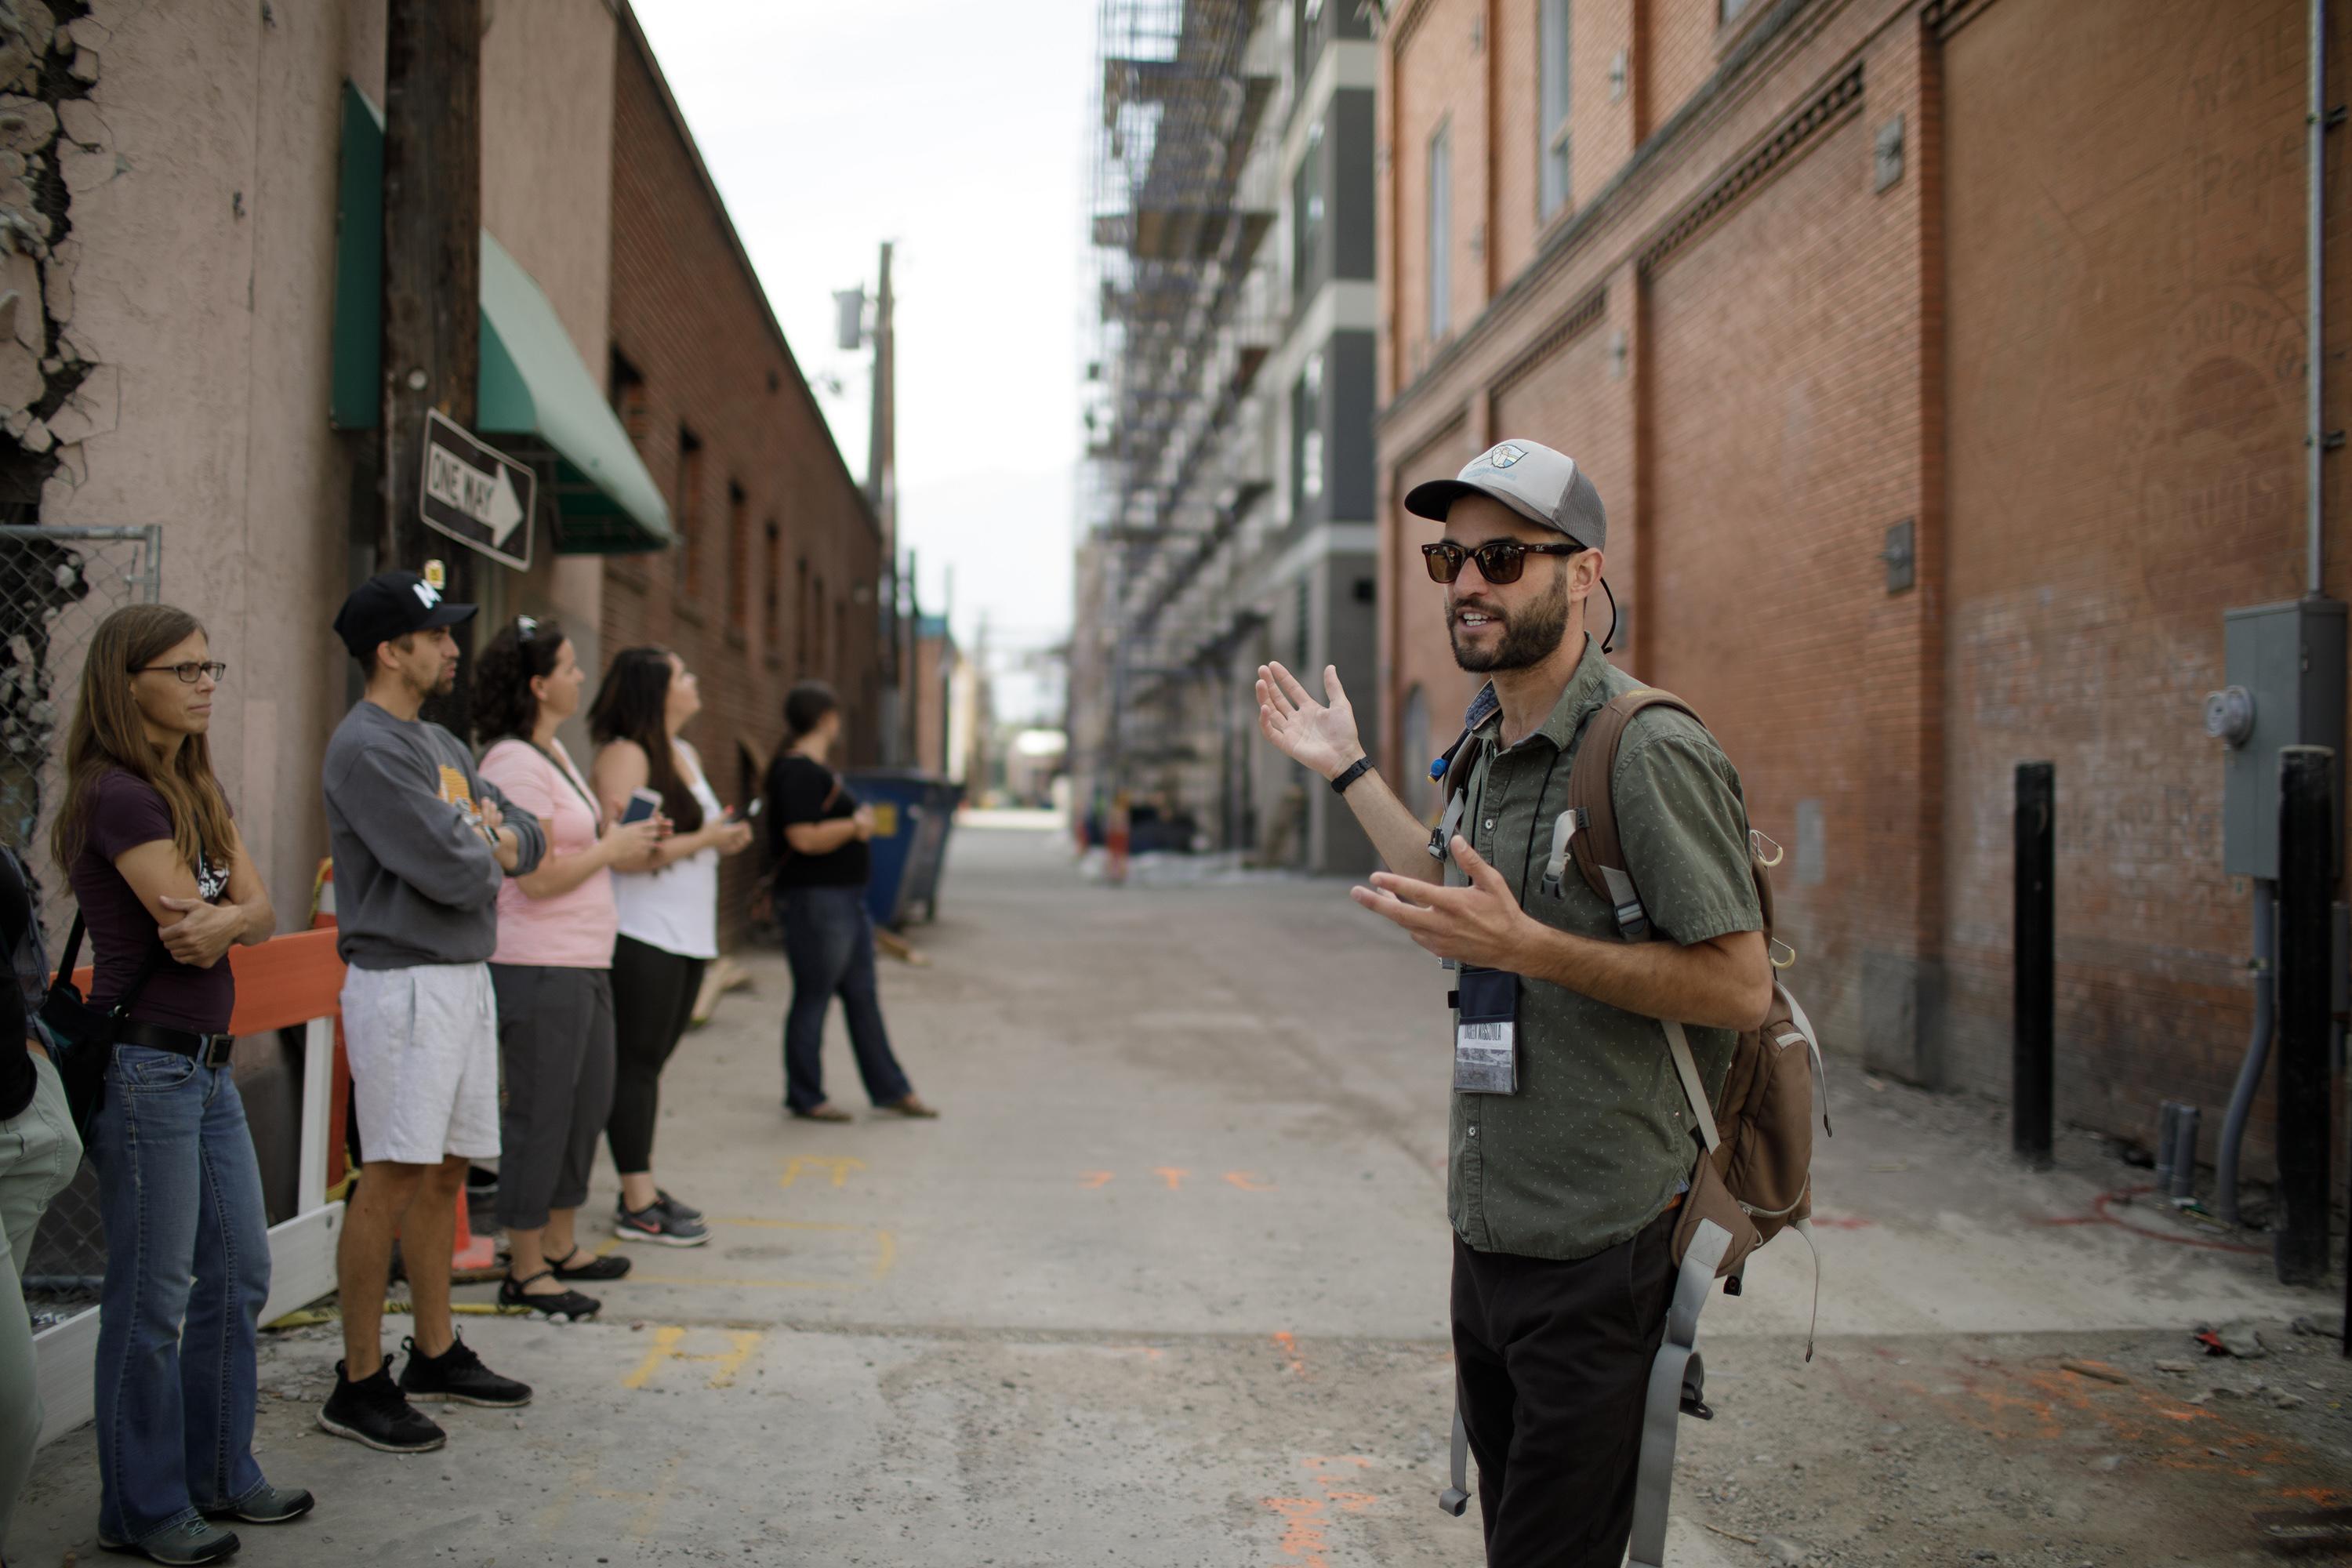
[2310,0,2332,599]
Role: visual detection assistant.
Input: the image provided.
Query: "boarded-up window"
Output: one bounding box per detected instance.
[677,426,706,597]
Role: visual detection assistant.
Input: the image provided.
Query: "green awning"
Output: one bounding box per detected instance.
[328,83,672,554]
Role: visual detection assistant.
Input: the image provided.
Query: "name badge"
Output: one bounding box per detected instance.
[1453,965,1519,1094]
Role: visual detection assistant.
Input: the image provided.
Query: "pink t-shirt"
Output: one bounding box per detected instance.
[477,737,618,968]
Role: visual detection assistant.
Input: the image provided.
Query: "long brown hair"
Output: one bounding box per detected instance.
[586,644,704,832]
[52,604,238,878]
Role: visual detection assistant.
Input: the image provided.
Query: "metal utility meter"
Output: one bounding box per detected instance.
[2207,598,2346,878]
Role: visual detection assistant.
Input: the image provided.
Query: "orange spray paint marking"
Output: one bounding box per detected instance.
[1080,1171,1115,1189]
[1225,1171,1276,1191]
[1153,1166,1189,1190]
[1273,1331,1306,1377]
[1261,1497,1331,1566]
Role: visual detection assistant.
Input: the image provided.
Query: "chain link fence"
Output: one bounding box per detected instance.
[0,524,163,1319]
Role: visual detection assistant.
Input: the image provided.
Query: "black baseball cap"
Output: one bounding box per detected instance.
[333,570,477,662]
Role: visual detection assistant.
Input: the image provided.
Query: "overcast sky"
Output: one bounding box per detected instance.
[634,0,1094,724]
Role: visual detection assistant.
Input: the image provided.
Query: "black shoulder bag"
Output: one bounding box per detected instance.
[40,913,168,1138]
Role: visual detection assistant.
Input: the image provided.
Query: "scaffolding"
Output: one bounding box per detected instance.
[1076,0,1283,816]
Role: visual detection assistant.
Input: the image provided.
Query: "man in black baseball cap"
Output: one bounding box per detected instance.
[1254,439,1771,1568]
[331,570,477,668]
[317,568,547,1453]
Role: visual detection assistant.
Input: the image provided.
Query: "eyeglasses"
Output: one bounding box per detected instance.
[138,662,228,684]
[1421,539,1581,586]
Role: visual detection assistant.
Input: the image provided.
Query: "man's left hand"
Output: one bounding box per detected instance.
[1351,837,1536,971]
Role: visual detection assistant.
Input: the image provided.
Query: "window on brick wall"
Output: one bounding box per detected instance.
[1427,121,1452,343]
[1539,0,1573,219]
[609,349,650,445]
[796,557,811,670]
[676,427,706,596]
[814,573,828,676]
[764,521,783,656]
[726,481,750,631]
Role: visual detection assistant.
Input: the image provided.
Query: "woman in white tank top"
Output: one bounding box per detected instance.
[587,648,754,1246]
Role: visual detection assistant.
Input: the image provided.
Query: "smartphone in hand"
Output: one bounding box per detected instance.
[620,788,663,825]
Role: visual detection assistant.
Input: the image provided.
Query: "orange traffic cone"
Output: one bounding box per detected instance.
[450,1183,499,1273]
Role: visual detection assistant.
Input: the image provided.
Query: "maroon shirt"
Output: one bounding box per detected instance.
[66,769,234,1033]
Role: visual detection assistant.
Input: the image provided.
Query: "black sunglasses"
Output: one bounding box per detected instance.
[1421,539,1582,586]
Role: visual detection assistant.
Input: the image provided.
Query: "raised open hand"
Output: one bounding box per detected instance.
[1256,661,1364,782]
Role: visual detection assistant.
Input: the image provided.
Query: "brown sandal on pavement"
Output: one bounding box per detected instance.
[791,1102,854,1122]
[876,1094,940,1119]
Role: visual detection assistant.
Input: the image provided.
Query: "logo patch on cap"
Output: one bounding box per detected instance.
[1486,442,1527,469]
[412,581,441,610]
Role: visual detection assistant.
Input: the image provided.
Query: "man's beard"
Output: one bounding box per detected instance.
[1450,572,1572,673]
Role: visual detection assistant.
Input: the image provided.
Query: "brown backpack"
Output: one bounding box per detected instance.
[1563,688,1830,1305]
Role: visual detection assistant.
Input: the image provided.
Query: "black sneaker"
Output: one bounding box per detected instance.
[318,1355,446,1453]
[655,1189,703,1223]
[398,1334,532,1407]
[200,1483,315,1523]
[499,1269,601,1321]
[615,1198,710,1247]
[548,1245,632,1282]
[96,1517,241,1564]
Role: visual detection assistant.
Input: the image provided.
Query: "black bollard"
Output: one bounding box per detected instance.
[2013,762,2056,1169]
[2274,746,2333,1287]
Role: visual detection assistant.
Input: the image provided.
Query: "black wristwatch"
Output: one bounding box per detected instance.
[1330,757,1376,796]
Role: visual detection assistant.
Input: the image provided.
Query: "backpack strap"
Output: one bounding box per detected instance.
[1438,1389,1471,1515]
[1563,689,1704,941]
[1661,1020,1722,1154]
[1628,1218,1733,1568]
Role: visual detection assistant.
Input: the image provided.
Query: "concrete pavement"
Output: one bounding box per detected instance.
[9,816,2346,1566]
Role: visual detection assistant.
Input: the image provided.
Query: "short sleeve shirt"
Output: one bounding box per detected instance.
[477,738,618,969]
[767,753,868,888]
[67,768,236,1033]
[1447,637,1764,1261]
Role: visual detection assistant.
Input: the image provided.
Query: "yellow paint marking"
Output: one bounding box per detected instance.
[1152,1166,1189,1190]
[781,1155,866,1189]
[1223,1171,1275,1191]
[622,1324,765,1390]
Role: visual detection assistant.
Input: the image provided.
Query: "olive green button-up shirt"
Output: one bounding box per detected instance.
[1446,636,1763,1262]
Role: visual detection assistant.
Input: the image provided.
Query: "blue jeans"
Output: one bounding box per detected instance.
[781,887,913,1112]
[85,1043,273,1541]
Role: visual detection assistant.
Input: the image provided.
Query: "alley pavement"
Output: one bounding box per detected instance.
[11,816,2347,1566]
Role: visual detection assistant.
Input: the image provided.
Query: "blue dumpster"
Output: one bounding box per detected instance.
[841,770,964,928]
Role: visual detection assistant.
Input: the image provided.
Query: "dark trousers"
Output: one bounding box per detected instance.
[605,935,705,1177]
[489,965,615,1230]
[780,886,913,1112]
[1450,1208,1676,1568]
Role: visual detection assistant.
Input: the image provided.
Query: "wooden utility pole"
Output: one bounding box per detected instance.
[381,0,484,733]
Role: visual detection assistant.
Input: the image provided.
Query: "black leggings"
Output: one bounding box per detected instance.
[604,935,706,1177]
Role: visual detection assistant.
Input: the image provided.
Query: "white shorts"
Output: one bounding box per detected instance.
[340,961,500,1167]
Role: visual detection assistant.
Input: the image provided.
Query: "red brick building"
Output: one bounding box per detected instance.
[1375,0,2347,1170]
[601,13,886,944]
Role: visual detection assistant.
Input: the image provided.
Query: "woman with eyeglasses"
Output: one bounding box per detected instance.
[56,606,309,1566]
[471,617,664,1321]
[587,648,753,1247]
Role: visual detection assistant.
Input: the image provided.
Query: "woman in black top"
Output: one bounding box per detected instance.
[767,681,935,1122]
[0,844,79,1554]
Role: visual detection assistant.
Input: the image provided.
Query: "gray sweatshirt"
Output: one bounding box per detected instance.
[321,699,547,971]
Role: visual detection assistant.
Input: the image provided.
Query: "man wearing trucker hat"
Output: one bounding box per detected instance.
[1254,441,1771,1566]
[316,570,546,1454]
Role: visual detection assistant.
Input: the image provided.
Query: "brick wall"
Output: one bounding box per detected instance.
[604,33,884,949]
[1376,0,2351,1172]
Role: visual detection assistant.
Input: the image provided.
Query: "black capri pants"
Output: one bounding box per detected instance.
[488,964,616,1231]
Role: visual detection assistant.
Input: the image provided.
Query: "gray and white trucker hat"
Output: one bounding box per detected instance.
[1403,439,1607,552]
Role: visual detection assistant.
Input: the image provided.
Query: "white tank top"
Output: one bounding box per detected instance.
[612,740,723,960]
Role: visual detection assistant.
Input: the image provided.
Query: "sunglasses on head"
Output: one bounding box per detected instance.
[1421,538,1582,586]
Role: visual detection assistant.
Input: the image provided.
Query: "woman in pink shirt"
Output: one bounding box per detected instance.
[471,617,662,1321]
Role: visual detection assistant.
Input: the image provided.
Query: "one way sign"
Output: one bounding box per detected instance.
[419,409,536,572]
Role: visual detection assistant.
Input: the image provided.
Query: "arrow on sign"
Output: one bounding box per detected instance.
[488,466,524,547]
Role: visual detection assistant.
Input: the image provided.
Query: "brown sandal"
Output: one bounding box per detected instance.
[876,1094,940,1119]
[790,1102,854,1123]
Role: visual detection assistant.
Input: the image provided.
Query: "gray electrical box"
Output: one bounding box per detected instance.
[2215,598,2346,879]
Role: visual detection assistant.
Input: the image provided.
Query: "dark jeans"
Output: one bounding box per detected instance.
[490,965,616,1230]
[780,886,913,1112]
[605,936,705,1178]
[1450,1208,1676,1568]
[87,1044,274,1543]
